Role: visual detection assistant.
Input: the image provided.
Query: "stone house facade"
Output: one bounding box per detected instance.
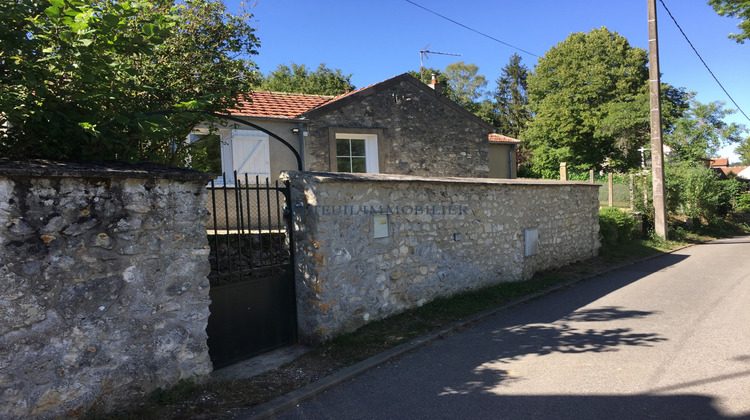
[196,73,516,183]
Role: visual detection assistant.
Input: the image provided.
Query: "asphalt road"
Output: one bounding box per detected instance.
[270,236,750,419]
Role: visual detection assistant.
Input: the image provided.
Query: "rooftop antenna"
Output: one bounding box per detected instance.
[419,44,460,83]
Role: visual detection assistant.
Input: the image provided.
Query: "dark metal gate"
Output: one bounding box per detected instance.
[205,173,297,369]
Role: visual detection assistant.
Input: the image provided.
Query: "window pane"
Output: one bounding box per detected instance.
[336,139,351,157]
[351,157,367,173]
[350,139,366,157]
[337,157,352,172]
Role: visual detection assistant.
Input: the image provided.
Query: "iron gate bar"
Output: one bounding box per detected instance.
[265,176,273,266]
[242,173,256,270]
[255,175,264,267]
[221,173,233,280]
[210,178,221,281]
[234,175,245,282]
[206,174,294,283]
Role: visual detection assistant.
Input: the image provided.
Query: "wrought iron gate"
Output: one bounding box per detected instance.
[205,173,297,369]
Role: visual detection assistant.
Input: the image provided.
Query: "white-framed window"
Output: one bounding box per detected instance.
[335,133,379,174]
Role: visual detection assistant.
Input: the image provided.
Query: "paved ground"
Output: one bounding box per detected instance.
[253,236,750,419]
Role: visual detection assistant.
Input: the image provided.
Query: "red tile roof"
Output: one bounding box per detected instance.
[716,166,748,177]
[228,76,393,119]
[708,157,729,167]
[227,91,334,119]
[488,133,522,144]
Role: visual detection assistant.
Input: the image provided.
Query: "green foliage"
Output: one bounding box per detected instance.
[188,133,222,174]
[735,136,750,165]
[709,0,750,43]
[666,100,746,162]
[599,207,637,245]
[665,162,724,221]
[444,61,488,106]
[736,193,750,212]
[409,68,457,99]
[494,53,530,139]
[259,62,355,95]
[717,178,747,215]
[0,0,259,164]
[523,27,689,174]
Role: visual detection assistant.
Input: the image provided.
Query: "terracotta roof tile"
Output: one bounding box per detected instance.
[488,133,522,144]
[717,166,748,176]
[227,91,334,119]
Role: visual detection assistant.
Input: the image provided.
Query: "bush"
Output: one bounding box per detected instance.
[599,207,636,244]
[717,178,747,216]
[665,162,722,221]
[736,193,750,213]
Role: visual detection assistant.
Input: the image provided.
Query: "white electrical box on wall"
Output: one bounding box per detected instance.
[524,228,539,256]
[373,214,389,238]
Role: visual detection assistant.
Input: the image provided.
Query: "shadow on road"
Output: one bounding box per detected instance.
[433,393,745,419]
[422,252,709,415]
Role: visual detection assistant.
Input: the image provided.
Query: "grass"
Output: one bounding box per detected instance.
[92,217,750,420]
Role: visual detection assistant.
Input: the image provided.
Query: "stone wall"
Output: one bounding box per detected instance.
[284,171,601,343]
[0,161,213,419]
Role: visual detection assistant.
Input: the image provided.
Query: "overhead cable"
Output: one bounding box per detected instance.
[404,0,540,58]
[659,0,750,123]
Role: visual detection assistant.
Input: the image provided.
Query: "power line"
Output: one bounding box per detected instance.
[404,0,540,58]
[658,0,750,123]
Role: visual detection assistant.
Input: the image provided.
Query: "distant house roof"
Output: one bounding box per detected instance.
[488,133,522,144]
[738,166,750,180]
[714,166,749,179]
[228,91,334,119]
[704,157,730,167]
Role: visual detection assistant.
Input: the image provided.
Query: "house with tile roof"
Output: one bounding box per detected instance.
[193,73,516,183]
[488,133,522,178]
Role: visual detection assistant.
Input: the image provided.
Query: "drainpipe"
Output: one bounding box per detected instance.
[297,122,305,170]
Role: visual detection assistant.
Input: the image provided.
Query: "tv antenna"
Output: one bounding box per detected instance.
[419,44,460,82]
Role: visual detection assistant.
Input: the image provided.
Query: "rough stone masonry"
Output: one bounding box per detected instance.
[284,171,601,344]
[0,161,213,419]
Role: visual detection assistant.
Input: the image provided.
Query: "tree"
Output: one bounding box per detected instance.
[444,61,488,108]
[735,136,750,165]
[666,100,746,162]
[259,63,355,95]
[522,27,689,174]
[708,0,750,43]
[494,53,529,139]
[0,0,259,164]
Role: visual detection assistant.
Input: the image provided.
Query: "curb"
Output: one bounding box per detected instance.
[241,243,696,419]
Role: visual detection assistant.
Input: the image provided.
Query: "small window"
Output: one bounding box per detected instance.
[336,138,367,173]
[334,133,379,173]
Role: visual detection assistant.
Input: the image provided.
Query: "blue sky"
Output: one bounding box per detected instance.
[232,0,748,160]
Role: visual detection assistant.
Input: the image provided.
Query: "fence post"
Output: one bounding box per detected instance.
[589,169,595,183]
[608,173,614,207]
[560,162,568,181]
[629,173,635,210]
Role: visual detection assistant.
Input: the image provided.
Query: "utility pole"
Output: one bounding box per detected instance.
[648,0,668,239]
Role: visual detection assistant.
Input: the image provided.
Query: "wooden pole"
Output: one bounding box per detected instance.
[648,0,668,238]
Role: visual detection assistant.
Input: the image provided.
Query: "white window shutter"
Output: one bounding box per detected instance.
[231,129,270,183]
